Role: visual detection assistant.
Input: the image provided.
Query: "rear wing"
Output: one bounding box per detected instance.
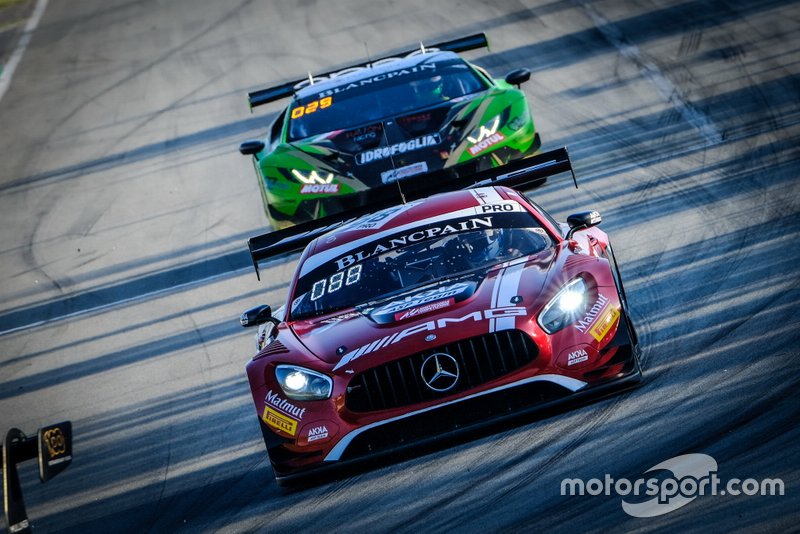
[247,147,576,280]
[247,33,490,109]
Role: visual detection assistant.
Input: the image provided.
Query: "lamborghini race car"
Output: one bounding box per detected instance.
[239,33,541,229]
[240,149,641,485]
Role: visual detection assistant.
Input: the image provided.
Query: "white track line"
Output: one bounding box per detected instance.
[0,0,49,103]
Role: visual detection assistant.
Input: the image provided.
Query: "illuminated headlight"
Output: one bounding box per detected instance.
[538,278,589,334]
[290,169,334,185]
[466,115,501,144]
[275,364,332,401]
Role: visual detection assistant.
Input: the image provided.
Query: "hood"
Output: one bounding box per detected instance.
[290,95,485,187]
[289,250,557,372]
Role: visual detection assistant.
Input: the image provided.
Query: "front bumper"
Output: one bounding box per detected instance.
[263,333,640,486]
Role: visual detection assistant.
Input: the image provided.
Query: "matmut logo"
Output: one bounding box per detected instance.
[333,307,526,371]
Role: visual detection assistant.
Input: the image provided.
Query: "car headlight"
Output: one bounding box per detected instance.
[275,364,332,401]
[538,278,589,334]
[290,169,334,185]
[466,115,501,144]
[507,116,525,132]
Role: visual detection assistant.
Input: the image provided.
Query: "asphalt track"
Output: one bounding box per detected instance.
[0,0,799,532]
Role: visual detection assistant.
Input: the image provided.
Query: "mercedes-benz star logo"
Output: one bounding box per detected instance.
[420,353,460,392]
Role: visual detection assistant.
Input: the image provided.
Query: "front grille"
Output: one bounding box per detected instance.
[345,329,539,413]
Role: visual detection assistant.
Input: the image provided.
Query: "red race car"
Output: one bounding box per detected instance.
[241,148,641,486]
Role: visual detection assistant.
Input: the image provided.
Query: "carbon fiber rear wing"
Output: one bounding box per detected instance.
[247,147,576,279]
[247,33,490,109]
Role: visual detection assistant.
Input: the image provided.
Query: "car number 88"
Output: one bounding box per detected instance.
[310,265,361,301]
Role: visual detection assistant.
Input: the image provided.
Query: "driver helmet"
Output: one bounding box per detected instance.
[411,75,444,100]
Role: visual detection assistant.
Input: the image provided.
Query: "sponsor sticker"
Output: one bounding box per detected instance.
[335,216,494,270]
[375,282,470,316]
[590,306,620,342]
[567,349,589,366]
[265,389,306,419]
[574,294,610,334]
[394,298,455,321]
[300,183,340,194]
[475,201,523,214]
[381,161,428,183]
[307,425,329,442]
[263,406,298,436]
[468,132,505,156]
[345,123,382,141]
[357,134,441,164]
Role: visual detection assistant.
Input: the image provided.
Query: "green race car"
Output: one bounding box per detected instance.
[240,33,541,229]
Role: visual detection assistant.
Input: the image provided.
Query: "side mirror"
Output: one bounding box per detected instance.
[240,304,272,328]
[239,140,265,156]
[504,68,531,87]
[566,210,602,239]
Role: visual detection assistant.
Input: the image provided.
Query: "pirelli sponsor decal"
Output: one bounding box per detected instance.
[590,305,620,342]
[263,406,298,436]
[262,389,306,436]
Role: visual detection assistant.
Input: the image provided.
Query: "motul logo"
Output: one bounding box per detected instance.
[300,184,340,194]
[468,132,505,155]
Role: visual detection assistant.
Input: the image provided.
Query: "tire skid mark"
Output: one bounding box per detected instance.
[400,392,632,531]
[578,0,723,146]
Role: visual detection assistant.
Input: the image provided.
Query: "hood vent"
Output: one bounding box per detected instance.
[260,340,290,357]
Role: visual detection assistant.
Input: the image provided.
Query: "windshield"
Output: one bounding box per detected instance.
[290,210,552,320]
[287,57,487,141]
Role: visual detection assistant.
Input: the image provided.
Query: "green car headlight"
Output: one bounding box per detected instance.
[466,114,501,145]
[538,278,589,334]
[465,114,508,156]
[290,169,335,185]
[275,364,332,401]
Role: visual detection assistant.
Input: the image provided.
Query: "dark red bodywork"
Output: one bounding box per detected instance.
[245,186,640,483]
